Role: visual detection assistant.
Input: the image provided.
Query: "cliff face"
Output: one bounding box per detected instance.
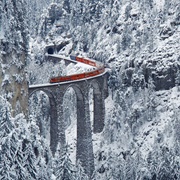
[28,0,180,179]
[0,0,28,116]
[36,0,179,90]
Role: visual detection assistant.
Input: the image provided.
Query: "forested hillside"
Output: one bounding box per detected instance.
[0,0,180,179]
[0,1,54,179]
[28,0,180,179]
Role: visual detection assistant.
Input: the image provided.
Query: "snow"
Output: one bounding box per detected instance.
[130,4,140,16]
[26,0,180,178]
[48,54,76,63]
[29,69,109,89]
[48,54,99,75]
[65,114,77,165]
[2,74,10,86]
[136,87,180,159]
[0,27,5,40]
[154,0,165,11]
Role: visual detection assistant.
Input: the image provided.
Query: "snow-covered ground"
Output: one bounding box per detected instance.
[27,0,180,179]
[28,53,97,85]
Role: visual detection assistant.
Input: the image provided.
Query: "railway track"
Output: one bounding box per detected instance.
[49,55,105,83]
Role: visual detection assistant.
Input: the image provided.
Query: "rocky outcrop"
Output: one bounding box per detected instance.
[0,0,28,117]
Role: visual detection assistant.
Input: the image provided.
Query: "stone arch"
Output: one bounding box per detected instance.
[62,84,85,129]
[62,86,77,164]
[62,83,94,176]
[63,84,84,101]
[62,87,76,129]
[29,89,58,155]
[89,79,104,133]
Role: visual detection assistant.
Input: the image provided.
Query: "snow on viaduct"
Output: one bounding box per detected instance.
[28,55,109,177]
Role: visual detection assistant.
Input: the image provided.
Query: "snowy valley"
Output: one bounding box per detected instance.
[0,0,180,179]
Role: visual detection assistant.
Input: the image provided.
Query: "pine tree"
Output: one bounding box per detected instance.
[0,97,16,179]
[0,97,53,180]
[75,160,88,180]
[37,138,53,179]
[22,139,38,179]
[53,144,76,180]
[0,130,22,180]
[0,97,14,139]
[11,135,27,180]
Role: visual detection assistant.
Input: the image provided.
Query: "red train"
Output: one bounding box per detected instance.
[50,56,105,83]
[75,56,97,67]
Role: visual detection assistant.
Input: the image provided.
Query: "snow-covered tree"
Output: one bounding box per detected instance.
[0,96,53,179]
[53,144,76,180]
[26,0,180,179]
[75,160,89,180]
[0,0,29,117]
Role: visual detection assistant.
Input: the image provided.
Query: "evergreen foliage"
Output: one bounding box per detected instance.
[0,97,53,179]
[53,144,76,180]
[0,0,179,179]
[75,160,89,180]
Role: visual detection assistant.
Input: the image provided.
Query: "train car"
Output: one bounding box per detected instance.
[71,73,85,80]
[50,56,105,83]
[76,57,97,67]
[70,55,97,67]
[50,67,105,83]
[50,76,72,83]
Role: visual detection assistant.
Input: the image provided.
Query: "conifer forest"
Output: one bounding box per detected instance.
[0,0,179,179]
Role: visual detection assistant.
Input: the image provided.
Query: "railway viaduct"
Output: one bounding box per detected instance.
[28,55,109,177]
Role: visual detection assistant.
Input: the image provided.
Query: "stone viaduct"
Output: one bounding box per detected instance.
[28,56,109,177]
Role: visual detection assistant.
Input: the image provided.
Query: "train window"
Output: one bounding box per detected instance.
[47,47,54,54]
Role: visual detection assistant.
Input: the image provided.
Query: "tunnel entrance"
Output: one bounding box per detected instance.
[47,47,54,54]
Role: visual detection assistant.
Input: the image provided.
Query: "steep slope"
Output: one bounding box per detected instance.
[0,1,55,179]
[0,0,29,116]
[28,0,180,179]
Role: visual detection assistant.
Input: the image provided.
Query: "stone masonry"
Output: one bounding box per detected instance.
[29,65,109,177]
